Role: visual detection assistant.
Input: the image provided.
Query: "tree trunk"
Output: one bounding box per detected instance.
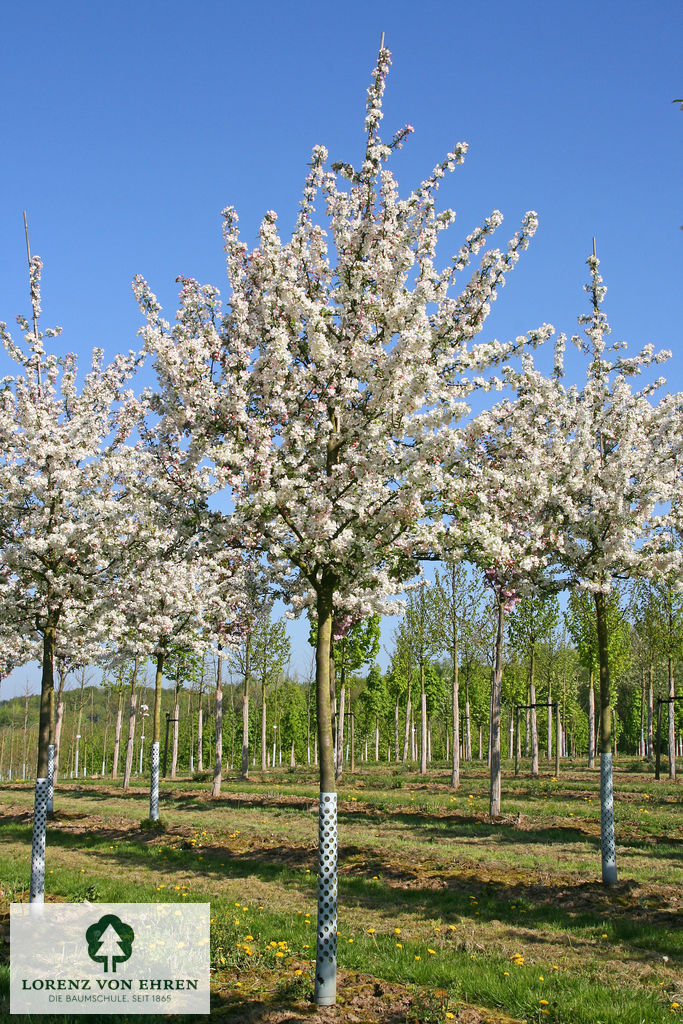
[211,654,223,798]
[451,637,460,789]
[241,635,250,780]
[336,683,345,780]
[374,715,379,761]
[587,667,596,769]
[489,596,504,819]
[394,696,400,761]
[668,656,676,781]
[402,686,411,763]
[261,681,267,771]
[530,648,539,778]
[594,590,617,886]
[149,649,165,822]
[547,677,553,760]
[123,660,140,790]
[647,662,654,761]
[112,687,124,779]
[313,576,337,1006]
[465,697,472,762]
[30,619,57,903]
[171,678,180,778]
[197,696,204,772]
[53,667,66,780]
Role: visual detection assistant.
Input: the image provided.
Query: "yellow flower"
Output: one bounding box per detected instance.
[348,938,354,943]
[415,955,421,961]
[503,971,509,976]
[303,944,309,949]
[367,928,375,934]
[428,949,436,955]
[294,969,302,976]
[245,935,253,941]
[275,951,284,958]
[396,942,403,948]
[601,933,608,938]
[395,928,401,935]
[540,999,549,1006]
[551,965,559,970]
[539,975,544,981]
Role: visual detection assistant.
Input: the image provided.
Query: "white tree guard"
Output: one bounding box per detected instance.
[314,792,337,1005]
[149,741,160,821]
[47,744,55,814]
[600,753,617,885]
[30,777,49,903]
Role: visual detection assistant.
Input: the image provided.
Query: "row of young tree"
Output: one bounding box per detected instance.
[3,573,680,785]
[1,42,680,1004]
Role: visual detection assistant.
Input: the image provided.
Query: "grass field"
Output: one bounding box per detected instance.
[0,760,681,1023]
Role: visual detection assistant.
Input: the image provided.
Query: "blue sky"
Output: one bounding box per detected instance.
[1,0,681,697]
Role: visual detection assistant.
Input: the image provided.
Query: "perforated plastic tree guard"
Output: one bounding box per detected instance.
[149,741,160,821]
[46,744,55,814]
[30,778,49,903]
[314,792,337,1005]
[600,753,617,885]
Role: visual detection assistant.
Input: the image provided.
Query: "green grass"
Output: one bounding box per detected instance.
[0,759,681,1023]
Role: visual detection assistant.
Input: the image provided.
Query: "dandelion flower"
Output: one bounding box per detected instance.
[428,949,436,955]
[415,955,421,960]
[367,928,375,934]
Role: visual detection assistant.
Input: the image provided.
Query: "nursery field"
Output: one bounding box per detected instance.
[0,762,681,1024]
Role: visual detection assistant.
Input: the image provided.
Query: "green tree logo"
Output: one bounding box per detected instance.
[86,914,135,973]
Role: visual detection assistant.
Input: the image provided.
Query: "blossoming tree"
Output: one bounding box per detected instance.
[469,252,682,882]
[135,44,549,1003]
[0,254,140,901]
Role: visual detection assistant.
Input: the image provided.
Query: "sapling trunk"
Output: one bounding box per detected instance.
[241,635,250,780]
[420,665,427,775]
[47,687,55,814]
[594,590,617,885]
[313,578,337,1006]
[402,685,411,763]
[31,622,56,903]
[211,654,223,798]
[112,687,124,778]
[588,668,595,769]
[123,660,140,790]
[261,681,267,771]
[336,684,345,780]
[668,656,676,781]
[489,596,504,819]
[149,649,165,822]
[530,648,538,778]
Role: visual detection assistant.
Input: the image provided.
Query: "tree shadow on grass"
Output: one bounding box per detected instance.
[2,817,680,963]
